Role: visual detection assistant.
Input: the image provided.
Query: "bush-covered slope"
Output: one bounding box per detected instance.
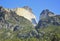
[0,6,60,41]
[0,6,38,40]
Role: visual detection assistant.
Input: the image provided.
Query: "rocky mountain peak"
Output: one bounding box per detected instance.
[12,6,37,26]
[40,9,49,15]
[0,6,40,39]
[40,9,55,19]
[40,9,54,15]
[0,6,37,26]
[23,6,32,13]
[36,9,60,29]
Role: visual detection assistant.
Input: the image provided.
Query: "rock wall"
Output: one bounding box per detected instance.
[12,6,37,26]
[0,6,37,26]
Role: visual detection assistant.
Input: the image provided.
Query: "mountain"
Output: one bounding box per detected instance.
[35,9,60,41]
[0,6,60,41]
[36,9,60,29]
[0,6,38,40]
[11,6,37,26]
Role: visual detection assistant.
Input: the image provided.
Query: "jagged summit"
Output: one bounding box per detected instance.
[23,6,32,13]
[13,6,37,26]
[36,9,60,29]
[40,9,55,19]
[40,9,49,15]
[40,9,54,15]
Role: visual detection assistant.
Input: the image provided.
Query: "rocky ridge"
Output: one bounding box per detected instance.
[0,6,38,39]
[36,9,60,29]
[0,6,60,39]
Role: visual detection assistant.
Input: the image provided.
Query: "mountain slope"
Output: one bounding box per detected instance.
[36,9,60,29]
[35,9,60,41]
[0,6,38,40]
[0,6,60,41]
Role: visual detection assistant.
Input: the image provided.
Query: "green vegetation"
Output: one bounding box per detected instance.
[0,8,60,41]
[0,25,60,41]
[37,25,60,41]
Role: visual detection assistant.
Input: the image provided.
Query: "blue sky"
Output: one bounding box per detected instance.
[0,0,60,21]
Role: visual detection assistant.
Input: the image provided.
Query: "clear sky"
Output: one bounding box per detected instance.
[0,0,60,21]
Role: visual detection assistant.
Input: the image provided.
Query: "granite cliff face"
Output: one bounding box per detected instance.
[11,6,37,26]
